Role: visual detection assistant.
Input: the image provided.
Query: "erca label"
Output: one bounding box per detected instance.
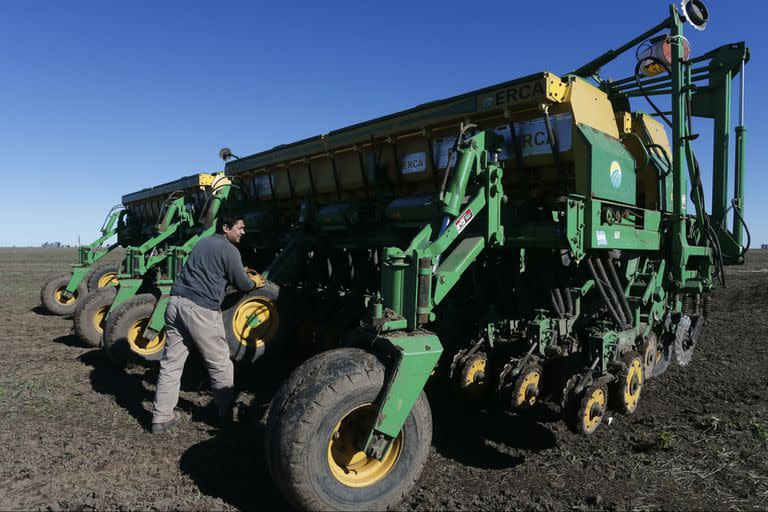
[454,207,474,234]
[478,79,547,110]
[401,152,427,175]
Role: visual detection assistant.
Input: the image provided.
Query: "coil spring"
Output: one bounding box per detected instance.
[682,294,694,316]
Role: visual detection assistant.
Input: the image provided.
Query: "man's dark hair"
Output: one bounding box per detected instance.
[216,213,244,233]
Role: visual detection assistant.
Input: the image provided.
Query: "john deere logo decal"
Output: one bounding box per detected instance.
[610,161,622,188]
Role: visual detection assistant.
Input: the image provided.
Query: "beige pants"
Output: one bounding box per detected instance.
[152,295,234,424]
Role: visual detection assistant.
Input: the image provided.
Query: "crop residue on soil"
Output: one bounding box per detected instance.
[0,247,767,510]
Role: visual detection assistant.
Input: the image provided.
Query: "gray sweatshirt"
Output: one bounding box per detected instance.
[170,233,254,310]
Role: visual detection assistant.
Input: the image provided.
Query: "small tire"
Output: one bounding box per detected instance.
[103,294,166,362]
[40,273,87,316]
[453,352,489,400]
[265,347,432,511]
[222,281,283,364]
[511,364,543,409]
[566,382,608,435]
[86,264,120,291]
[74,286,117,348]
[611,352,643,415]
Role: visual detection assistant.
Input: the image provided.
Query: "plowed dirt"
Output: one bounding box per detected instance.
[1,248,766,511]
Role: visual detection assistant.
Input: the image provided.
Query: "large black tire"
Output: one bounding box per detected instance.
[73,286,117,348]
[103,294,166,363]
[85,264,120,291]
[40,273,87,316]
[222,281,284,364]
[265,347,432,511]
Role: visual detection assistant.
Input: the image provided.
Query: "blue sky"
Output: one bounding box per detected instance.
[0,1,765,247]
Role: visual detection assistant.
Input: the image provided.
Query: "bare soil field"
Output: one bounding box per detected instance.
[1,247,767,511]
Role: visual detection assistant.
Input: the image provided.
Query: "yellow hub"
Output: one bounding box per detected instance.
[514,368,541,407]
[127,318,166,356]
[54,286,77,305]
[93,306,108,334]
[232,298,278,348]
[463,357,486,388]
[97,272,119,288]
[581,387,606,434]
[327,404,402,488]
[622,357,643,413]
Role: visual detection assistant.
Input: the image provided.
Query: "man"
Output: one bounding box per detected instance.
[151,213,261,434]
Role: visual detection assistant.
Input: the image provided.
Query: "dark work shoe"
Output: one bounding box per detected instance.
[151,412,180,434]
[217,403,237,428]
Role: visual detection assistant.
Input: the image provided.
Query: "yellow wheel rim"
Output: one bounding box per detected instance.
[582,388,606,434]
[54,286,77,305]
[93,306,108,334]
[515,370,541,407]
[462,357,486,388]
[97,272,119,288]
[623,358,643,412]
[232,298,278,348]
[327,404,402,488]
[127,318,166,356]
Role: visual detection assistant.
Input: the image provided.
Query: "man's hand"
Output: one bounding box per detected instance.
[244,267,266,289]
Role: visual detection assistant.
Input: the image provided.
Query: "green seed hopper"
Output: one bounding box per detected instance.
[215,1,749,510]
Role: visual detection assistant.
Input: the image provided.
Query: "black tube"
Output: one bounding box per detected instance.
[550,290,563,318]
[587,259,625,330]
[553,288,565,317]
[606,258,633,326]
[562,287,574,317]
[594,258,627,327]
[634,57,672,128]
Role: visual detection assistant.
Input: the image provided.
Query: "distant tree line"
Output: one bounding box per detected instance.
[41,242,72,248]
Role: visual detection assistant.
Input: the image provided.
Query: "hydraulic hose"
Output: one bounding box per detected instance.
[716,198,752,260]
[562,287,574,317]
[550,290,564,319]
[553,288,566,317]
[587,259,625,330]
[594,258,627,327]
[634,57,672,127]
[606,258,633,326]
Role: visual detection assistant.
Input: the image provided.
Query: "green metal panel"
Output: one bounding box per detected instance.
[576,124,636,205]
[433,236,485,305]
[586,202,661,251]
[147,286,171,334]
[64,267,93,296]
[364,332,443,448]
[566,195,586,260]
[109,278,143,313]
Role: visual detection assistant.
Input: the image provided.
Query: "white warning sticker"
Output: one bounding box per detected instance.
[596,230,608,246]
[454,207,474,234]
